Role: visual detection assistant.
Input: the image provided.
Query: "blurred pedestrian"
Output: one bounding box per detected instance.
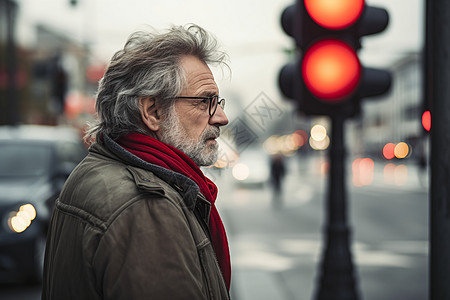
[270,153,286,208]
[42,24,231,300]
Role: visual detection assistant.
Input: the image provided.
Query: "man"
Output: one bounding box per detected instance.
[42,24,231,300]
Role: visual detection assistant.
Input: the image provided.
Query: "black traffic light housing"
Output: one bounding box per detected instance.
[279,3,394,299]
[279,0,392,118]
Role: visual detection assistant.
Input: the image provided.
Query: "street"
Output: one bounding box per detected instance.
[0,156,428,300]
[0,0,435,298]
[218,156,428,300]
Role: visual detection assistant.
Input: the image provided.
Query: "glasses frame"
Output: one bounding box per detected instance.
[175,95,225,117]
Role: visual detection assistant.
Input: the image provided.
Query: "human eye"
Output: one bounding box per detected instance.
[195,98,209,110]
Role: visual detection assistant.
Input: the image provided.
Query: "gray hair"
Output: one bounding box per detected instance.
[85,24,228,143]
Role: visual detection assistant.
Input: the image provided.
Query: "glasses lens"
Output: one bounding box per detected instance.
[218,99,225,110]
[209,95,219,116]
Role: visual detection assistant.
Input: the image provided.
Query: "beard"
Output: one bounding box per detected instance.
[159,107,220,167]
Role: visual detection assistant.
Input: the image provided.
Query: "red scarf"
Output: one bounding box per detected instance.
[117,132,231,289]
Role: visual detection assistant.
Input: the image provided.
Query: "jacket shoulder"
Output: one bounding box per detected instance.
[57,151,183,230]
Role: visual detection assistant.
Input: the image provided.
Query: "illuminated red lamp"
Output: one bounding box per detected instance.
[422,110,431,131]
[382,143,396,160]
[304,0,365,30]
[302,40,361,102]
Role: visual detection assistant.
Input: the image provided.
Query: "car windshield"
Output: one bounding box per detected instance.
[0,142,51,177]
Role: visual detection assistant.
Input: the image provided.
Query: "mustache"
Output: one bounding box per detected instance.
[203,126,220,140]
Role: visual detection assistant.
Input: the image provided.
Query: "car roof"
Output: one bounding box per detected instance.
[0,125,83,143]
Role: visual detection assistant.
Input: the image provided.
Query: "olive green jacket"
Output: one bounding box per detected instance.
[42,135,230,300]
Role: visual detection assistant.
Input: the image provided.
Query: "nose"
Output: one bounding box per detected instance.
[209,105,229,127]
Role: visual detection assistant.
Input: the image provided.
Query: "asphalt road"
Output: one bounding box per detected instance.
[0,157,428,300]
[218,157,428,300]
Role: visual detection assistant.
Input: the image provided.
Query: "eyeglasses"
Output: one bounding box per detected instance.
[175,95,225,117]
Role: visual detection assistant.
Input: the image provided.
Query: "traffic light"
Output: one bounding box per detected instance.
[421,76,431,132]
[279,0,392,118]
[422,110,431,132]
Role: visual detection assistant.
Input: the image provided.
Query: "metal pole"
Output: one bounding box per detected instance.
[429,0,450,298]
[314,114,360,300]
[6,0,19,125]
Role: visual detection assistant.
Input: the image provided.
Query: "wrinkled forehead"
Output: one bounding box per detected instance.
[180,55,219,96]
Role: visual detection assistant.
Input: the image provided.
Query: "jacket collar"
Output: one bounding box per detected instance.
[100,133,203,211]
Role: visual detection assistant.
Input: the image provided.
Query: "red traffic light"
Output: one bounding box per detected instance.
[422,110,431,131]
[302,39,361,102]
[304,0,364,30]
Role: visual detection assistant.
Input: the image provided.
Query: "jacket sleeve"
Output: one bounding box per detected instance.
[91,195,208,300]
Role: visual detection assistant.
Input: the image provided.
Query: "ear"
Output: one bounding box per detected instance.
[139,97,162,131]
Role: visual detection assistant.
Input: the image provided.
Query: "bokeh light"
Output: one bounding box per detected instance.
[263,131,309,156]
[394,142,410,159]
[384,163,408,186]
[352,158,374,187]
[383,143,396,160]
[309,135,330,150]
[310,124,327,141]
[8,204,37,233]
[422,110,431,132]
[232,163,250,181]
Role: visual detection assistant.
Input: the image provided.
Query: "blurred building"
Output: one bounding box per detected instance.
[354,52,423,161]
[29,24,94,124]
[0,0,21,125]
[0,0,12,44]
[1,0,99,126]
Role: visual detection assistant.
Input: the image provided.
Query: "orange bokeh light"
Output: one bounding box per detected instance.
[304,0,365,30]
[394,142,409,159]
[302,40,361,102]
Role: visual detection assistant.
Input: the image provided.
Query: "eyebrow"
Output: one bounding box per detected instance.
[200,90,219,97]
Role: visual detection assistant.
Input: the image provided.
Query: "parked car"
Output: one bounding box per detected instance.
[0,125,87,283]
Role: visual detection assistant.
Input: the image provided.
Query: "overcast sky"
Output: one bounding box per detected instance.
[15,0,424,113]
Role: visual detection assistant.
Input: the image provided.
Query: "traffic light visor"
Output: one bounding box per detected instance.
[302,39,361,102]
[304,0,365,29]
